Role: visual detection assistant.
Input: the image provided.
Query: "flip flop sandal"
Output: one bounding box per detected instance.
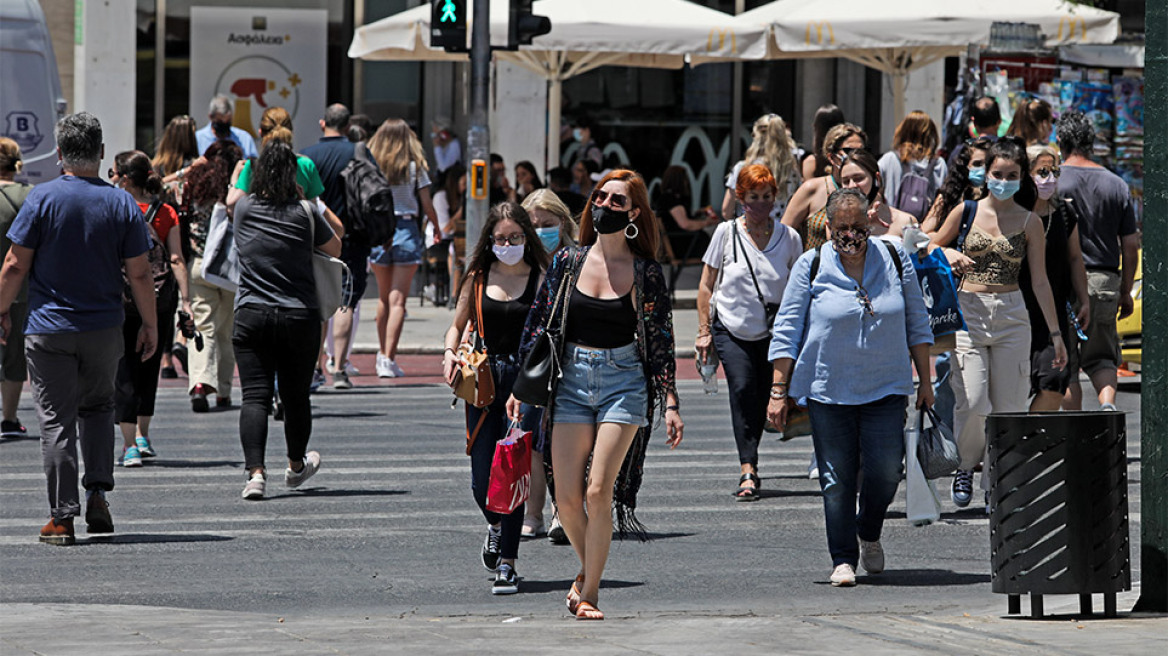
[734,472,761,502]
[566,574,585,614]
[575,600,604,621]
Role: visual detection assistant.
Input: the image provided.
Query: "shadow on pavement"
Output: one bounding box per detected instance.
[265,488,409,500]
[144,459,243,469]
[851,569,990,587]
[74,533,233,546]
[756,489,822,499]
[519,578,645,594]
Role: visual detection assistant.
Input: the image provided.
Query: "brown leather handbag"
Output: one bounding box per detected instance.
[452,275,495,409]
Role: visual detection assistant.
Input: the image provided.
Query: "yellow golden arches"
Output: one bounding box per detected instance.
[805,21,835,46]
[707,28,737,53]
[1057,16,1088,42]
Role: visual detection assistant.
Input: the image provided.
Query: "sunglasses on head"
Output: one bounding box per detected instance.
[835,147,861,158]
[594,189,629,208]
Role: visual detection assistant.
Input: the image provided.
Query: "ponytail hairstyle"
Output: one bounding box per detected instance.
[114,150,163,196]
[986,136,1038,210]
[1007,98,1053,146]
[0,137,22,175]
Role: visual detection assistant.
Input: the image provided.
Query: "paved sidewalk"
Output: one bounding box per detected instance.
[3,591,1163,655]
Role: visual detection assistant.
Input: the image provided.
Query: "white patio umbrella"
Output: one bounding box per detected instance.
[725,0,1121,121]
[349,0,768,169]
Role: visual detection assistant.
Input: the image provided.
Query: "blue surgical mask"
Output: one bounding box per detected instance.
[535,226,560,252]
[572,128,584,142]
[967,166,986,187]
[987,178,1021,201]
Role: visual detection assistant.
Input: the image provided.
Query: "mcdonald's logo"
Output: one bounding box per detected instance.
[1057,16,1088,41]
[805,21,834,46]
[707,28,737,53]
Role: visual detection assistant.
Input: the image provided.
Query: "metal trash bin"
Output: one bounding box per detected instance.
[987,411,1131,619]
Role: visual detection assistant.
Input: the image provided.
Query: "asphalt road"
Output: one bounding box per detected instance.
[0,375,1150,652]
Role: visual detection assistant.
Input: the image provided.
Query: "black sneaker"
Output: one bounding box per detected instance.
[159,366,178,379]
[1,419,28,439]
[481,526,501,572]
[491,563,519,595]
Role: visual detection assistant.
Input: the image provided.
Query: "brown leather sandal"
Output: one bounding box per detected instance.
[575,600,604,620]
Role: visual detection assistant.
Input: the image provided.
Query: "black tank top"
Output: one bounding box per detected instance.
[480,266,539,356]
[563,287,637,349]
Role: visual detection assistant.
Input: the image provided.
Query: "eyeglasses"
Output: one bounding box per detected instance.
[1034,166,1060,178]
[492,234,526,246]
[835,147,860,158]
[593,189,629,208]
[107,168,120,179]
[855,284,875,317]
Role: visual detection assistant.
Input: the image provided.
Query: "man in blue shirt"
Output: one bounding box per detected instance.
[302,103,365,389]
[195,95,259,159]
[0,112,157,546]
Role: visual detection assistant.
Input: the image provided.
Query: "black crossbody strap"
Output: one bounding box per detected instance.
[731,220,768,307]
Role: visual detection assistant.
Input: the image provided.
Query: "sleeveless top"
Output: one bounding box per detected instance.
[480,266,539,356]
[563,288,637,349]
[963,214,1030,286]
[804,176,836,251]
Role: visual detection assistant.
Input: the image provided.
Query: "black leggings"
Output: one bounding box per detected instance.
[711,318,772,467]
[114,297,176,424]
[232,305,321,471]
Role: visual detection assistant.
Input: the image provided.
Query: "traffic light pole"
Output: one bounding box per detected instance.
[465,0,491,260]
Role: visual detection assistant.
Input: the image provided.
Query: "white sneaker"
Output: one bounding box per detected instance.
[327,357,360,376]
[242,473,266,500]
[285,451,321,488]
[830,563,857,587]
[386,359,405,378]
[859,540,885,574]
[376,353,393,378]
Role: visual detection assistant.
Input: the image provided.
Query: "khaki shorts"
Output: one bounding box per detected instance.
[1075,270,1122,377]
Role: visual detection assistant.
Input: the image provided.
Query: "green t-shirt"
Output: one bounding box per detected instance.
[235,155,325,200]
[0,182,34,303]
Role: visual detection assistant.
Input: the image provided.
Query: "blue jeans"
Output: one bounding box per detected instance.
[808,395,907,567]
[933,351,955,431]
[465,355,539,560]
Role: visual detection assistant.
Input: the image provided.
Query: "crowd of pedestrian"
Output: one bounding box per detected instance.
[0,94,1139,613]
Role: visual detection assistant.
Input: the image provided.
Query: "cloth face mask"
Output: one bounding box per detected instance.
[492,244,525,266]
[592,205,630,235]
[832,226,870,256]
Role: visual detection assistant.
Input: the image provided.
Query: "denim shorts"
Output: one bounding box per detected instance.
[369,215,423,266]
[554,342,648,427]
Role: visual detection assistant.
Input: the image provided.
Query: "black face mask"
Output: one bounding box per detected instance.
[211,120,232,137]
[592,205,630,234]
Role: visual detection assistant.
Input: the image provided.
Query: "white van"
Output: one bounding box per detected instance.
[1,0,66,183]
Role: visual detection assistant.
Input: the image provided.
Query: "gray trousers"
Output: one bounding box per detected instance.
[26,327,123,519]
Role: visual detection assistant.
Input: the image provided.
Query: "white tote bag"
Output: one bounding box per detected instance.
[300,201,350,321]
[201,203,240,291]
[904,408,943,526]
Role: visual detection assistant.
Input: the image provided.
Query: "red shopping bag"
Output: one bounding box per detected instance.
[486,423,532,514]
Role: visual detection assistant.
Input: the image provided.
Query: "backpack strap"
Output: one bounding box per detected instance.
[955,199,978,251]
[809,240,902,284]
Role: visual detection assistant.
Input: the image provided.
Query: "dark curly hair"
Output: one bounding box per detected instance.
[931,136,992,222]
[185,141,242,207]
[1057,110,1095,158]
[250,141,301,203]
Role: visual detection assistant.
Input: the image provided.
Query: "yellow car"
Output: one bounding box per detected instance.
[1115,250,1142,369]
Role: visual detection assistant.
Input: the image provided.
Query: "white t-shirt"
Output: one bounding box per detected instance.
[434,139,462,173]
[391,161,432,218]
[725,160,801,220]
[702,219,803,341]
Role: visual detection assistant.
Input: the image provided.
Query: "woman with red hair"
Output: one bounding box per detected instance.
[696,164,802,501]
[507,169,683,620]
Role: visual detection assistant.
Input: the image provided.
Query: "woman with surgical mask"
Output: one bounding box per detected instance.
[518,188,576,543]
[442,202,550,595]
[928,138,1067,512]
[1021,145,1090,411]
[696,165,802,501]
[767,188,934,587]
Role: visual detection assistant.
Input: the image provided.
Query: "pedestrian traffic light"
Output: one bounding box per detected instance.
[470,159,488,200]
[431,0,467,52]
[508,0,551,50]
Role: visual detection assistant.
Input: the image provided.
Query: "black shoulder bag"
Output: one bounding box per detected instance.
[512,249,581,406]
[731,220,781,331]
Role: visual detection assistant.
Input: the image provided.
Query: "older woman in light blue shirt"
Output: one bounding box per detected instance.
[767,188,934,588]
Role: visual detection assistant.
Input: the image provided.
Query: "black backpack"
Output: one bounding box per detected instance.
[123,200,176,309]
[340,142,396,246]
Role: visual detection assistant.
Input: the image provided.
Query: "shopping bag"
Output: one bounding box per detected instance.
[904,409,942,526]
[910,248,964,354]
[201,203,239,291]
[917,406,961,480]
[485,423,532,514]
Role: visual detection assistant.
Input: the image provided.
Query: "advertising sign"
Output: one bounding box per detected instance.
[190,7,327,152]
